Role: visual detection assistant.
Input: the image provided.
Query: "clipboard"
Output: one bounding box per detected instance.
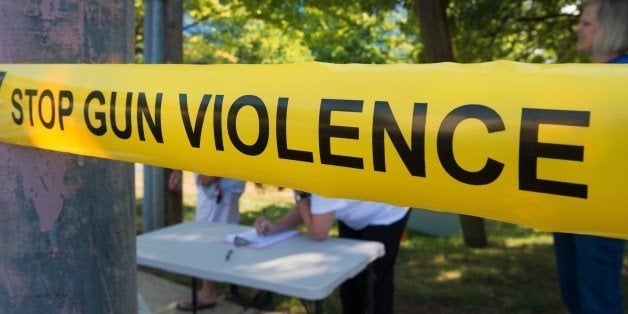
[224,228,300,249]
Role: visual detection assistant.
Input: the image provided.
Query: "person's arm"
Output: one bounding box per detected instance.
[296,198,334,241]
[254,206,303,236]
[168,170,182,190]
[197,174,219,186]
[254,194,335,240]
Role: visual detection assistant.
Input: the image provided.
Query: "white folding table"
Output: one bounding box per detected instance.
[136,221,385,313]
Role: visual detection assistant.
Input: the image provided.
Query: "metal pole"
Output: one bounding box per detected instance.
[0,1,136,313]
[143,165,155,232]
[143,0,154,63]
[152,166,166,230]
[142,0,166,232]
[150,0,166,63]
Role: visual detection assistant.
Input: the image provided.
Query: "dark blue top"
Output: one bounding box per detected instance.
[607,54,628,64]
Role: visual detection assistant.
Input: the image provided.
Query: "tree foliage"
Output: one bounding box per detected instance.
[183,0,313,63]
[135,0,587,64]
[445,0,583,63]
[182,0,414,64]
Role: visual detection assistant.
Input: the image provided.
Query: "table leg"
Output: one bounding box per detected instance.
[192,277,197,314]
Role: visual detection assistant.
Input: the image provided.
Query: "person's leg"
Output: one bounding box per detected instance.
[176,279,217,311]
[338,220,366,314]
[198,280,217,303]
[553,232,580,313]
[338,213,409,314]
[194,183,214,221]
[197,189,237,303]
[177,182,220,311]
[575,234,624,314]
[361,212,409,314]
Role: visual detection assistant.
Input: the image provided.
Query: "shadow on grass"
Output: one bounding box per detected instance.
[396,229,560,313]
[396,220,628,314]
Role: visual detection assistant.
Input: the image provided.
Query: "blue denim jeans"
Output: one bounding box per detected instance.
[553,233,625,314]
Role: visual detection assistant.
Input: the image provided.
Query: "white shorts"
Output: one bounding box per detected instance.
[195,183,243,224]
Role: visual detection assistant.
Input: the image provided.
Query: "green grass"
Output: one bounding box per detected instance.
[395,223,557,313]
[136,181,628,313]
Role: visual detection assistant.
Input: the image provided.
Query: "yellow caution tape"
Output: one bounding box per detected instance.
[1,62,627,238]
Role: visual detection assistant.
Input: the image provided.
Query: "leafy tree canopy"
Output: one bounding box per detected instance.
[445,0,584,63]
[183,0,414,64]
[136,0,587,64]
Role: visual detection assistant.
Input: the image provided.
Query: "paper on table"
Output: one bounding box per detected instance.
[224,228,300,249]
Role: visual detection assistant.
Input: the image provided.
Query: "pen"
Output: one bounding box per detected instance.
[225,249,233,261]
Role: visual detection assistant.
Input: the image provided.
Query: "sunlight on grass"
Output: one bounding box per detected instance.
[432,254,447,266]
[504,234,553,248]
[436,270,462,282]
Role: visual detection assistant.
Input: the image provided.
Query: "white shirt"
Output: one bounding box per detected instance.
[310,195,409,230]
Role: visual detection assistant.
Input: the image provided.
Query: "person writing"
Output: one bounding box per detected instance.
[553,1,627,313]
[255,191,409,314]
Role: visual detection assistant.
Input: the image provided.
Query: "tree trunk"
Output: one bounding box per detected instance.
[412,0,454,62]
[459,215,487,248]
[412,0,487,248]
[0,1,136,312]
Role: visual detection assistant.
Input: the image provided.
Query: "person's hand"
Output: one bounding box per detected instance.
[254,217,279,236]
[197,175,219,186]
[168,170,182,190]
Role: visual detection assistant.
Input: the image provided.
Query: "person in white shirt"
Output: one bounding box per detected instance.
[255,191,410,314]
